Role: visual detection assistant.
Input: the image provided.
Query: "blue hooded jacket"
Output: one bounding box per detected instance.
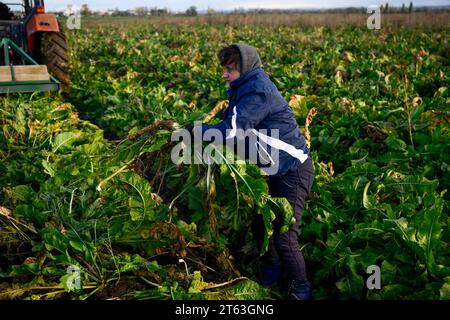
[201,44,310,176]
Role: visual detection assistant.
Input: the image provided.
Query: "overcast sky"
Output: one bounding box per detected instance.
[44,0,450,12]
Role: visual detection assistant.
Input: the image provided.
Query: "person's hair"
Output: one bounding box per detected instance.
[218,45,241,72]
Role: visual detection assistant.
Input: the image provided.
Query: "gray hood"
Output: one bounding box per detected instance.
[232,43,262,76]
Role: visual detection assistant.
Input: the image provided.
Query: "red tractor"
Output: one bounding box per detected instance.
[0,0,70,93]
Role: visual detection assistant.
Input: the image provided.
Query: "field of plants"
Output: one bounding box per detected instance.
[0,18,449,300]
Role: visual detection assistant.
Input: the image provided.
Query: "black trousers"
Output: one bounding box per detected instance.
[252,157,315,284]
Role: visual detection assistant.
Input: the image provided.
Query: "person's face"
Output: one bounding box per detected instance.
[222,63,240,85]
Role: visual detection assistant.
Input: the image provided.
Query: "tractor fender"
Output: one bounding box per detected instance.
[26,14,60,52]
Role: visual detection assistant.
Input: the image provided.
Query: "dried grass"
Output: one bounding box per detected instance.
[81,12,450,29]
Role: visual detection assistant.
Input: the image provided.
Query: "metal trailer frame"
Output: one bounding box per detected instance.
[0,37,59,93]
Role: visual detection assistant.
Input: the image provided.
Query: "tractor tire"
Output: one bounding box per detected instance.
[37,25,71,93]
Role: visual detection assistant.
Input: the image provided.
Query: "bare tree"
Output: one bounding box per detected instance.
[81,4,91,16]
[135,6,148,16]
[186,6,197,16]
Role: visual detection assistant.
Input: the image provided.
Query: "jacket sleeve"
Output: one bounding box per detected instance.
[201,92,269,142]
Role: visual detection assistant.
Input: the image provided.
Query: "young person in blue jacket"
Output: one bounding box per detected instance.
[191,44,315,300]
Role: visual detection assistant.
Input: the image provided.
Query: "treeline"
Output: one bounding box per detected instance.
[52,3,450,17]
